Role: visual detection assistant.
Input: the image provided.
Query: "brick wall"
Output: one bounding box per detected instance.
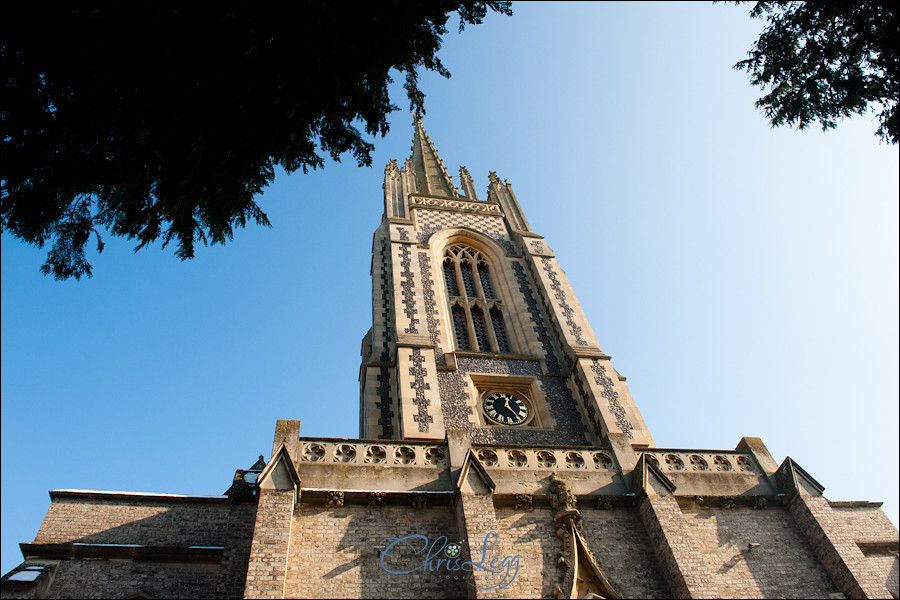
[681,506,837,599]
[581,508,672,598]
[284,504,467,599]
[34,496,233,546]
[830,505,899,543]
[489,507,559,599]
[216,502,258,598]
[245,490,293,599]
[638,492,720,598]
[44,561,218,599]
[17,494,257,600]
[863,554,899,598]
[790,495,895,599]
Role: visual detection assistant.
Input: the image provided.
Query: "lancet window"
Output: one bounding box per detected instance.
[442,245,511,353]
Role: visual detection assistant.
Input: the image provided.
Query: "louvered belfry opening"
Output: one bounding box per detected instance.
[443,245,510,354]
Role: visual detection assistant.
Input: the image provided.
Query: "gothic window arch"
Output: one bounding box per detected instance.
[442,245,512,354]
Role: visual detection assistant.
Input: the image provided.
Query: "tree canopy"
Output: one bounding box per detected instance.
[0,3,512,279]
[732,1,898,144]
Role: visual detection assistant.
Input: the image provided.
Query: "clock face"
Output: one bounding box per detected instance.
[483,391,530,426]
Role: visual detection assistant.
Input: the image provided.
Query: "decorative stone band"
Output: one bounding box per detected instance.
[636,449,758,474]
[409,196,502,215]
[471,445,616,472]
[298,439,448,468]
[295,439,759,477]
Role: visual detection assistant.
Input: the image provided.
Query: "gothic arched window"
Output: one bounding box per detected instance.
[443,245,511,353]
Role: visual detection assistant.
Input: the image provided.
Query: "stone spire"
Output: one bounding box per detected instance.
[409,117,458,198]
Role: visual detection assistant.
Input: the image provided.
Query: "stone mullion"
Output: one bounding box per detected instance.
[481,301,501,353]
[472,258,488,300]
[452,257,466,302]
[464,299,479,353]
[489,302,512,353]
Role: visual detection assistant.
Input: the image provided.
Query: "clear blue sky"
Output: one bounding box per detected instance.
[2,2,898,574]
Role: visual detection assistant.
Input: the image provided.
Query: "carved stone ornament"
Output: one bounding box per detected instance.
[595,495,613,511]
[550,475,579,524]
[754,496,768,509]
[412,492,427,510]
[547,475,621,598]
[722,496,736,510]
[515,493,533,510]
[369,492,386,508]
[326,491,344,508]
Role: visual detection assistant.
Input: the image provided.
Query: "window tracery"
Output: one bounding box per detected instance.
[442,244,511,353]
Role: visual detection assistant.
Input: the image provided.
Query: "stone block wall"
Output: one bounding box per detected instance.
[681,506,837,598]
[284,504,467,599]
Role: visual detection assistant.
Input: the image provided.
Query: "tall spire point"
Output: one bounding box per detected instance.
[408,118,458,198]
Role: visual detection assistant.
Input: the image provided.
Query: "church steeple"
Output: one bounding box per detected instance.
[362,121,655,448]
[410,117,459,198]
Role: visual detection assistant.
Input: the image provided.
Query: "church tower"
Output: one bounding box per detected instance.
[360,119,654,451]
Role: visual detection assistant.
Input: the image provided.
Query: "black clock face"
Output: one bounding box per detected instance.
[483,391,529,426]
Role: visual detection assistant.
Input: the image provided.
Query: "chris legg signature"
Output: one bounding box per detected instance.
[378,531,520,589]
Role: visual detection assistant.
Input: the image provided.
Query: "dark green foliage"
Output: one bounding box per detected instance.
[1,3,512,279]
[732,1,899,144]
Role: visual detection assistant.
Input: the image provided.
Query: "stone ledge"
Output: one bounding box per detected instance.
[48,490,229,505]
[856,541,899,555]
[828,500,885,509]
[19,542,224,564]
